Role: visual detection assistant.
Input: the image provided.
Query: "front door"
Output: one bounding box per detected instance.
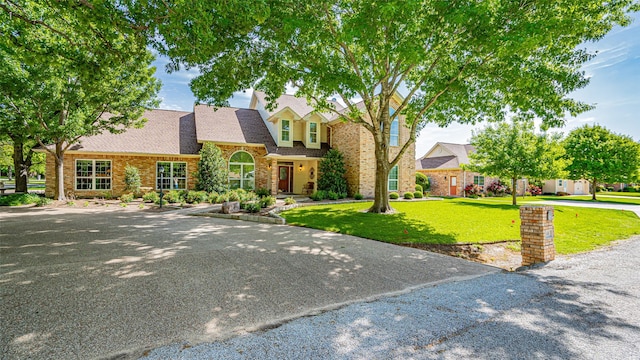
[450,176,457,196]
[278,166,292,193]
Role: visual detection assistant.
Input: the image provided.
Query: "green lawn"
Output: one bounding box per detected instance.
[596,191,640,198]
[281,198,640,255]
[541,195,640,206]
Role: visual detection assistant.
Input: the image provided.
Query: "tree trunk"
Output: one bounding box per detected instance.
[369,160,392,213]
[12,140,29,193]
[511,177,517,206]
[592,178,597,201]
[54,143,66,201]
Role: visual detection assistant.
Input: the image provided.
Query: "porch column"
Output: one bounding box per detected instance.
[270,159,278,195]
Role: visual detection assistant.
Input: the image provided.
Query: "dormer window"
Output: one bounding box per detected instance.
[309,122,318,144]
[390,107,399,146]
[281,119,290,142]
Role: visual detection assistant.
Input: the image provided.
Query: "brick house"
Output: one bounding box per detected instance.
[42,91,415,198]
[542,179,590,195]
[415,142,499,197]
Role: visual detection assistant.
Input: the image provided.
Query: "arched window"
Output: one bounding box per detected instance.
[229,151,255,190]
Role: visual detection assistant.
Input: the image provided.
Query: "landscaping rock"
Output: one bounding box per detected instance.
[221,201,240,214]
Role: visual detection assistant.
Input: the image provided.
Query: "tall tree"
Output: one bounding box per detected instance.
[0,1,160,199]
[132,0,636,212]
[564,125,640,200]
[468,120,565,205]
[195,143,229,194]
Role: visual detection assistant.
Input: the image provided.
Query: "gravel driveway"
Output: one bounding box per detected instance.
[142,236,640,359]
[0,206,496,359]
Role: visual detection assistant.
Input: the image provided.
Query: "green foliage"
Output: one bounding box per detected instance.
[284,197,296,205]
[327,191,339,200]
[196,143,229,193]
[415,184,423,193]
[389,192,399,200]
[354,193,364,200]
[403,192,414,199]
[120,193,134,203]
[139,0,636,212]
[244,201,261,213]
[564,125,640,200]
[256,187,271,198]
[164,190,183,203]
[124,165,141,195]
[0,193,40,206]
[318,149,348,195]
[468,119,565,205]
[416,172,429,191]
[185,191,208,204]
[310,190,327,201]
[0,2,160,200]
[413,191,423,199]
[259,195,276,208]
[35,196,53,207]
[142,192,159,203]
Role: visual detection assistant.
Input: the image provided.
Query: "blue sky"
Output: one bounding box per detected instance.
[152,13,639,158]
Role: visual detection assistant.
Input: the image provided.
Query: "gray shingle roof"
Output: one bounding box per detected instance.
[416,143,476,170]
[265,141,330,158]
[67,110,200,155]
[194,106,276,146]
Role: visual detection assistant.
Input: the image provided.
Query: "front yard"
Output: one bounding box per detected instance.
[281,198,640,255]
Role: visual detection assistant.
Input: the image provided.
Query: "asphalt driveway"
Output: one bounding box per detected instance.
[0,206,497,359]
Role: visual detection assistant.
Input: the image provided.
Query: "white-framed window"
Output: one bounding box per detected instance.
[558,179,563,187]
[390,107,399,146]
[156,161,187,190]
[309,122,318,144]
[75,159,111,190]
[281,119,291,142]
[473,175,485,187]
[229,151,255,190]
[388,165,399,191]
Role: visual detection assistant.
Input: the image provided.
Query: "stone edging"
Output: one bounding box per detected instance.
[192,211,286,225]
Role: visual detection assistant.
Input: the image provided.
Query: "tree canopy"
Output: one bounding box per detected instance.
[133,0,637,212]
[564,125,640,200]
[0,1,161,199]
[468,120,565,205]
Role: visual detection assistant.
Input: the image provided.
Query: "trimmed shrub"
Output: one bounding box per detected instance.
[389,192,399,199]
[415,184,423,193]
[256,187,270,198]
[327,191,339,200]
[0,193,41,206]
[318,149,348,195]
[35,196,53,207]
[284,197,296,205]
[413,191,423,198]
[228,190,241,202]
[310,190,327,201]
[196,143,229,193]
[185,191,208,204]
[123,165,141,195]
[244,201,261,213]
[607,186,614,192]
[403,192,414,199]
[354,193,364,200]
[416,172,430,191]
[120,193,134,203]
[164,190,183,203]
[259,195,276,208]
[143,192,159,203]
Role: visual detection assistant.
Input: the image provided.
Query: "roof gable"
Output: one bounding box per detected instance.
[194,105,276,148]
[416,142,475,170]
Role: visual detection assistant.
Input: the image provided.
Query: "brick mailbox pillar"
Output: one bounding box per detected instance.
[520,205,555,266]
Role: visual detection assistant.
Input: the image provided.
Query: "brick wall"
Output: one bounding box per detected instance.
[331,111,415,198]
[520,205,555,266]
[216,144,269,191]
[45,152,199,198]
[418,169,462,196]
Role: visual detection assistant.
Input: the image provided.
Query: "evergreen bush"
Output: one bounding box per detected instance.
[196,143,229,193]
[318,149,348,195]
[416,172,430,191]
[123,165,141,195]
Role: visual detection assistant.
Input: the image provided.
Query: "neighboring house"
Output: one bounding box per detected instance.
[41,91,415,198]
[415,142,499,197]
[542,179,590,195]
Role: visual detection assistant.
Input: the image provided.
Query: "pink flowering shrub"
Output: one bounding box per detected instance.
[528,184,542,196]
[464,184,482,197]
[487,181,508,196]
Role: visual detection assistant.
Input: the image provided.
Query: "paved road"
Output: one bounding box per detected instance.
[142,236,640,359]
[0,206,496,359]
